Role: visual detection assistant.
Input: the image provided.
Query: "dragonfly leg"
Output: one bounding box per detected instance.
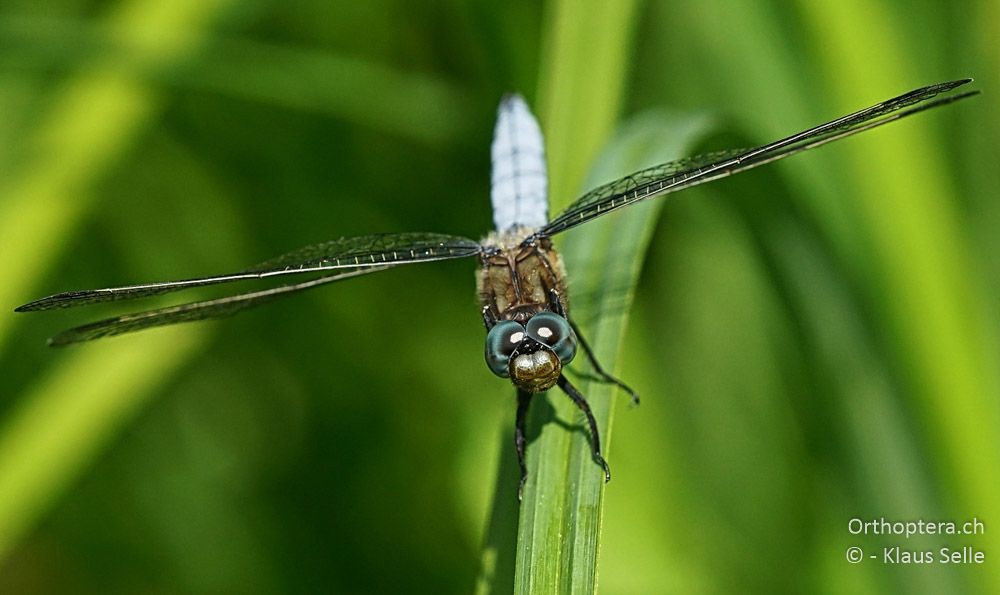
[482,304,498,330]
[546,287,567,317]
[557,375,611,483]
[568,320,640,405]
[515,389,532,500]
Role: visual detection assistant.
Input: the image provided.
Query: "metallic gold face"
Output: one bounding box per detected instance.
[509,349,561,392]
[483,311,577,393]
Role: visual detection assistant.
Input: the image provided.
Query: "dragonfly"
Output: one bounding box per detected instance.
[16,78,978,498]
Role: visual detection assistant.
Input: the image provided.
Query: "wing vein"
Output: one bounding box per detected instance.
[540,79,977,237]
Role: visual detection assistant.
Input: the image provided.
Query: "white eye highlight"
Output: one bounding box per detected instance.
[525,312,577,364]
[485,319,526,377]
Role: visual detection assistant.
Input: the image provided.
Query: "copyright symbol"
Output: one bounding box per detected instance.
[846,546,863,563]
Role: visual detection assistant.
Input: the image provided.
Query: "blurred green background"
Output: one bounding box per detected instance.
[1,1,997,593]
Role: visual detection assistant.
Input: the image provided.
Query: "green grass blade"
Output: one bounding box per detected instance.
[473,1,638,591]
[795,7,1000,577]
[483,2,650,592]
[512,111,714,594]
[792,2,1000,588]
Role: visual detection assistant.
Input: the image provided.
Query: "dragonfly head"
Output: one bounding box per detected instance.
[485,312,577,392]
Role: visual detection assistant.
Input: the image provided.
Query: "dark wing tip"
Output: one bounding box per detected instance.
[15,291,93,312]
[15,298,43,312]
[903,79,974,100]
[900,78,974,102]
[16,298,52,312]
[47,331,87,347]
[43,323,94,347]
[933,78,975,94]
[937,78,972,89]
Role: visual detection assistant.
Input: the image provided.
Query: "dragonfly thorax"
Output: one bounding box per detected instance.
[478,228,574,392]
[477,227,568,325]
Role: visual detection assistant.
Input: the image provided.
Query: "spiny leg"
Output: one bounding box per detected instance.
[547,286,639,404]
[482,304,498,330]
[569,319,640,405]
[546,287,567,317]
[557,375,611,482]
[515,389,532,500]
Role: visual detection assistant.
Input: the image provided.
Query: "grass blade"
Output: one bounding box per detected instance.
[512,111,714,593]
[475,1,641,591]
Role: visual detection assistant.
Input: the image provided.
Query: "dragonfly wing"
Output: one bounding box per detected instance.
[541,79,978,237]
[16,232,481,311]
[247,232,481,273]
[47,266,391,346]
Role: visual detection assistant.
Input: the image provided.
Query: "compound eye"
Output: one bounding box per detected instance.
[526,312,577,364]
[485,320,525,377]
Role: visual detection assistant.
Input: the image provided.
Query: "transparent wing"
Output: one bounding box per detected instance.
[541,79,978,237]
[46,266,391,346]
[16,232,481,311]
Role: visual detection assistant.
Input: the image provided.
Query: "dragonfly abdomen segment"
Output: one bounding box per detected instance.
[491,94,549,232]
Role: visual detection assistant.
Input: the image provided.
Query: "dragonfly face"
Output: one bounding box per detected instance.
[485,312,578,392]
[15,79,978,498]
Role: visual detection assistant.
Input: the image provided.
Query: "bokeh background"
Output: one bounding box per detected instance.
[1,1,997,593]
